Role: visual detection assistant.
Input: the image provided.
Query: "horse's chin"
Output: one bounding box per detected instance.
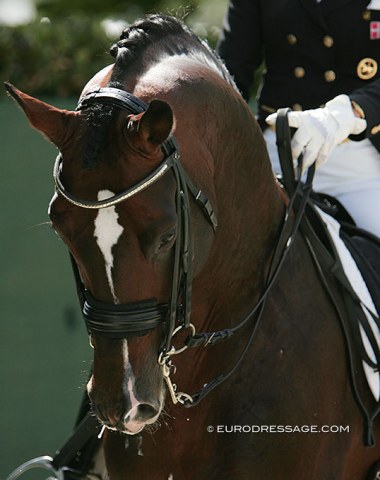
[123,424,145,436]
[106,413,161,436]
[103,422,145,436]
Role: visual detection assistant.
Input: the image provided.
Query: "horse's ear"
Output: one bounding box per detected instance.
[4,82,80,149]
[127,100,173,156]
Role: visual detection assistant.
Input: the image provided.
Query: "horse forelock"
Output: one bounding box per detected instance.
[82,103,119,169]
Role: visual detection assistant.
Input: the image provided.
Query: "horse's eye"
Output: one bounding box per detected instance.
[158,229,176,250]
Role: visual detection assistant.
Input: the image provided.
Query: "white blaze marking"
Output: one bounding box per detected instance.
[94,190,123,303]
[122,340,139,410]
[127,377,139,413]
[123,339,132,373]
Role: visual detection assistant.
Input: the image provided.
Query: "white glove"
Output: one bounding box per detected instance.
[266,94,367,171]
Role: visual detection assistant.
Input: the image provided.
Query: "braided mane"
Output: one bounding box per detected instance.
[110,14,189,64]
[82,14,234,169]
[109,14,232,86]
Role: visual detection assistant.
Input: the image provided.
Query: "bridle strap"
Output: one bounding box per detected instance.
[83,292,168,338]
[182,171,218,232]
[53,152,177,210]
[161,159,194,353]
[54,138,217,229]
[76,87,148,113]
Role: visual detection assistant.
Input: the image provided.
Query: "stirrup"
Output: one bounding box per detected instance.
[6,455,64,480]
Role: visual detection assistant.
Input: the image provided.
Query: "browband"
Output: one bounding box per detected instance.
[76,87,148,113]
[53,151,177,210]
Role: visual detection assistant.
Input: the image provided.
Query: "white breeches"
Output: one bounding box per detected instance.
[264,128,380,238]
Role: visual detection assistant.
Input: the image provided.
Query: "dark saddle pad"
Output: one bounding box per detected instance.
[312,192,380,315]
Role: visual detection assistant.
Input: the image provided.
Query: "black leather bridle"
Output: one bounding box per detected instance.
[54,87,219,404]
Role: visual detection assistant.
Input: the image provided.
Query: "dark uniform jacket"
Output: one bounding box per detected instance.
[217,0,380,150]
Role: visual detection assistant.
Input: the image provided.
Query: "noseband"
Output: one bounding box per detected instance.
[83,292,169,339]
[54,87,217,352]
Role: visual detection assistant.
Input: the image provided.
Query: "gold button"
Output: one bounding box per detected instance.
[287,34,297,45]
[292,103,303,111]
[371,125,380,135]
[323,35,334,48]
[357,58,378,80]
[294,67,305,78]
[363,10,371,21]
[324,70,336,82]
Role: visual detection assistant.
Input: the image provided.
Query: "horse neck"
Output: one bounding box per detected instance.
[130,54,285,330]
[191,89,285,330]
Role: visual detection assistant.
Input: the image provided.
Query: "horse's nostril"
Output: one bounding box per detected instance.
[135,403,159,422]
[91,400,126,428]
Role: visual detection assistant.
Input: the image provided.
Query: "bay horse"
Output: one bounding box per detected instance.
[6,14,380,480]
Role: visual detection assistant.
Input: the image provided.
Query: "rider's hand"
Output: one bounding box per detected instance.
[266,94,367,171]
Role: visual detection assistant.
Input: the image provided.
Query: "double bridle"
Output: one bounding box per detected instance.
[54,88,310,408]
[54,87,219,405]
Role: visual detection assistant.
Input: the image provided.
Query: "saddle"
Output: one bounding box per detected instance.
[275,109,380,452]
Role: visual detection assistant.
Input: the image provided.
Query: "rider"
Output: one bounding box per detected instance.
[217,0,380,237]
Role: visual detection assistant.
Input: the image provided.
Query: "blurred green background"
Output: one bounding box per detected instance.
[0,0,227,477]
[0,97,91,478]
[0,0,228,98]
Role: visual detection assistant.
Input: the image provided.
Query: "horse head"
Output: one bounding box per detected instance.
[5,71,217,435]
[5,15,281,439]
